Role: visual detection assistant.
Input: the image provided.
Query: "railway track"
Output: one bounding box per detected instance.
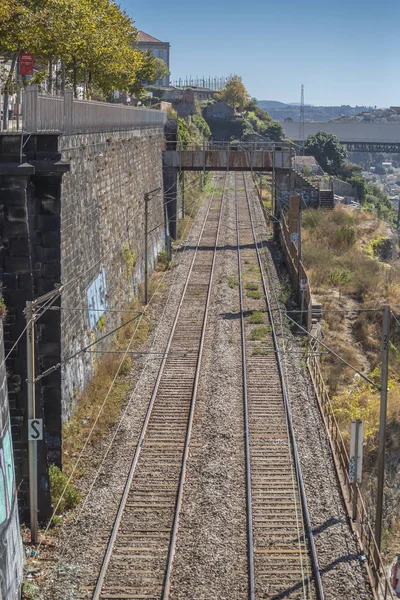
[90,175,226,600]
[236,172,323,600]
[89,171,324,600]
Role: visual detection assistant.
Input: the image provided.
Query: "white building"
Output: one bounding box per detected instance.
[137,31,170,87]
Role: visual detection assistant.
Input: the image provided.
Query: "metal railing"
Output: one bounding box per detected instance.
[307,346,395,599]
[2,85,167,134]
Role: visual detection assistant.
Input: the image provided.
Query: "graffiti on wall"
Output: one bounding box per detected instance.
[0,323,23,600]
[87,266,108,329]
[279,189,318,206]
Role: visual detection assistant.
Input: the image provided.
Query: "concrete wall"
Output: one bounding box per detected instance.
[59,128,165,415]
[331,177,357,198]
[0,322,23,600]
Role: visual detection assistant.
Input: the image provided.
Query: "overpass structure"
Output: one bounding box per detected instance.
[163,141,294,171]
[282,121,400,153]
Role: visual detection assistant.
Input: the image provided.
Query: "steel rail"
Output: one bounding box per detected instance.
[162,175,227,599]
[243,173,325,600]
[235,175,256,600]
[92,179,224,600]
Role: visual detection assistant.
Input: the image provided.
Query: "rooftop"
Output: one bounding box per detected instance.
[137,31,165,43]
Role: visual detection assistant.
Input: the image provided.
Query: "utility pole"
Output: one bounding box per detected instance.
[299,84,305,156]
[144,193,149,305]
[181,171,185,218]
[374,304,390,564]
[297,196,304,324]
[26,301,38,543]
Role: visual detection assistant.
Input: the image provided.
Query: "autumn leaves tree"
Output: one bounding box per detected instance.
[217,75,250,112]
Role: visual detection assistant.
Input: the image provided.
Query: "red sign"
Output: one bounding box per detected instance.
[19,53,34,76]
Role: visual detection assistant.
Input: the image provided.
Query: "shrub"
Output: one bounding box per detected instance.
[49,464,81,514]
[328,267,352,287]
[157,249,170,271]
[336,225,356,248]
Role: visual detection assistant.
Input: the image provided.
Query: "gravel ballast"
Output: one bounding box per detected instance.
[38,172,374,600]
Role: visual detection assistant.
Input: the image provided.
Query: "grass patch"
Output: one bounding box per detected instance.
[157,249,170,271]
[228,276,239,288]
[247,290,261,299]
[247,310,264,324]
[252,347,269,355]
[245,282,258,291]
[250,326,271,341]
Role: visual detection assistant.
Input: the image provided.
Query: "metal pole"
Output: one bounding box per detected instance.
[181,172,185,218]
[259,174,262,200]
[374,304,390,565]
[144,193,149,305]
[352,419,361,522]
[297,196,303,324]
[26,301,38,543]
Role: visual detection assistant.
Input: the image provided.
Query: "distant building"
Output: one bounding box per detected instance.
[137,31,170,87]
[203,101,234,120]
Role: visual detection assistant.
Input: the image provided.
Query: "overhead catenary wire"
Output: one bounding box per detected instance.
[34,312,143,383]
[37,173,217,551]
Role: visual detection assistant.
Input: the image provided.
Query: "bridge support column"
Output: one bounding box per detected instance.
[163,167,179,240]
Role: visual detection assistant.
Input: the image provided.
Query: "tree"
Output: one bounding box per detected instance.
[264,122,284,141]
[217,74,250,112]
[152,58,169,84]
[304,131,347,175]
[347,176,368,203]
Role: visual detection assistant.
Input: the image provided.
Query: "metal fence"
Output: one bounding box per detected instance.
[307,352,395,599]
[2,85,167,134]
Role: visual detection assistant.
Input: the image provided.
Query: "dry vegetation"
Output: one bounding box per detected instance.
[302,205,400,453]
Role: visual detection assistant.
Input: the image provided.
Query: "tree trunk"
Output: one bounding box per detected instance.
[2,53,18,131]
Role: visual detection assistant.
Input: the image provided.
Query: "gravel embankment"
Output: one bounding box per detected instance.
[246,174,374,600]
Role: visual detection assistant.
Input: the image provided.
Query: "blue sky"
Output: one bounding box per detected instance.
[119,0,399,107]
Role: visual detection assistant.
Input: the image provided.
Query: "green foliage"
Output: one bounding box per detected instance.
[328,267,352,287]
[250,326,271,340]
[347,175,368,202]
[335,225,356,248]
[192,114,211,139]
[247,290,261,299]
[367,236,386,258]
[305,131,347,175]
[216,74,250,111]
[0,0,150,100]
[167,107,178,119]
[245,282,259,291]
[228,276,239,288]
[122,243,136,277]
[22,581,39,600]
[177,118,192,148]
[157,249,170,271]
[96,315,106,332]
[49,464,81,515]
[247,310,264,324]
[0,297,6,318]
[301,166,312,177]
